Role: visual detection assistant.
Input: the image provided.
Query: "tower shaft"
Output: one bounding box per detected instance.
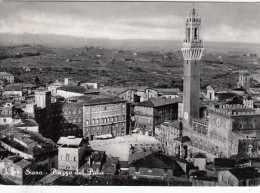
[182,8,204,127]
[183,60,200,125]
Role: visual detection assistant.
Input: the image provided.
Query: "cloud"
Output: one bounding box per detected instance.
[0,9,184,40]
[0,2,260,43]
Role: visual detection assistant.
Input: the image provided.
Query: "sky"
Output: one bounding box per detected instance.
[0,1,260,43]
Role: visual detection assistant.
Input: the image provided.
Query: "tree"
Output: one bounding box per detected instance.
[35,76,40,86]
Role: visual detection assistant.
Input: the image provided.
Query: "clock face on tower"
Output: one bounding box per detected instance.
[216,118,221,127]
[184,112,189,120]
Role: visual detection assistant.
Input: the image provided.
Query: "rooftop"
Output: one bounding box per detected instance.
[0,128,57,156]
[232,87,247,92]
[136,97,182,108]
[129,153,184,172]
[193,153,207,159]
[149,88,181,94]
[90,151,105,162]
[228,167,260,180]
[57,136,83,147]
[0,72,13,76]
[4,84,23,91]
[213,158,236,168]
[101,86,148,96]
[83,97,126,106]
[161,120,181,129]
[15,119,39,127]
[58,85,99,94]
[4,155,31,168]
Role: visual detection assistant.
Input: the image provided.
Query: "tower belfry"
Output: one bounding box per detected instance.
[182,8,204,126]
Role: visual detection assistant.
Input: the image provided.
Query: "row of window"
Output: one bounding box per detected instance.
[85,131,125,136]
[85,116,125,125]
[0,110,12,115]
[60,154,77,162]
[85,126,124,132]
[60,127,77,132]
[85,104,125,112]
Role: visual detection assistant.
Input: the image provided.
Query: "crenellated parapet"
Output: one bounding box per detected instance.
[208,104,260,116]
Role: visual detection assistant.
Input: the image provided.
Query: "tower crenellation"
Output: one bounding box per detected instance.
[182,8,204,61]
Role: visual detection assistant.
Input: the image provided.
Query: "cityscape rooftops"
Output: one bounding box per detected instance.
[209,104,260,116]
[193,153,207,159]
[83,97,126,106]
[101,86,148,96]
[4,84,23,91]
[5,155,31,168]
[0,72,13,76]
[213,158,236,168]
[0,128,57,156]
[67,94,109,103]
[161,120,181,129]
[232,87,247,92]
[15,119,39,127]
[57,85,99,95]
[129,153,184,173]
[148,88,181,94]
[135,97,182,108]
[228,167,260,180]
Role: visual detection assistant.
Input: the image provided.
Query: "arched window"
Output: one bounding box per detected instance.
[194,28,198,40]
[66,153,70,161]
[187,28,190,41]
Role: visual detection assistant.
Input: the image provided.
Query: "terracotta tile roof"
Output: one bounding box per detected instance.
[129,153,184,174]
[135,97,182,108]
[83,97,126,106]
[228,167,260,180]
[57,136,83,147]
[58,85,99,94]
[4,84,23,91]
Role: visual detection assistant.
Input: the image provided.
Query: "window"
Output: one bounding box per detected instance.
[164,168,168,173]
[194,28,198,40]
[2,168,5,174]
[135,167,139,172]
[66,153,70,161]
[148,168,153,173]
[74,157,76,161]
[187,28,190,41]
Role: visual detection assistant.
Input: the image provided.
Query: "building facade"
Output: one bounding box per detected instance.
[57,136,86,171]
[0,72,14,84]
[83,98,128,140]
[155,121,182,156]
[133,98,180,136]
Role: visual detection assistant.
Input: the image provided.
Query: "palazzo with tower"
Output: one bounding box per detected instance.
[176,8,260,162]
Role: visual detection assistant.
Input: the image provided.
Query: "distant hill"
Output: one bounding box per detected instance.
[1,33,260,54]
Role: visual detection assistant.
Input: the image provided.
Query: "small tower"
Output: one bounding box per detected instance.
[182,8,204,127]
[238,70,250,91]
[35,90,51,113]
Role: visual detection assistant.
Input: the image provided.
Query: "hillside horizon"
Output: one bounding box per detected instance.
[1,33,260,54]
